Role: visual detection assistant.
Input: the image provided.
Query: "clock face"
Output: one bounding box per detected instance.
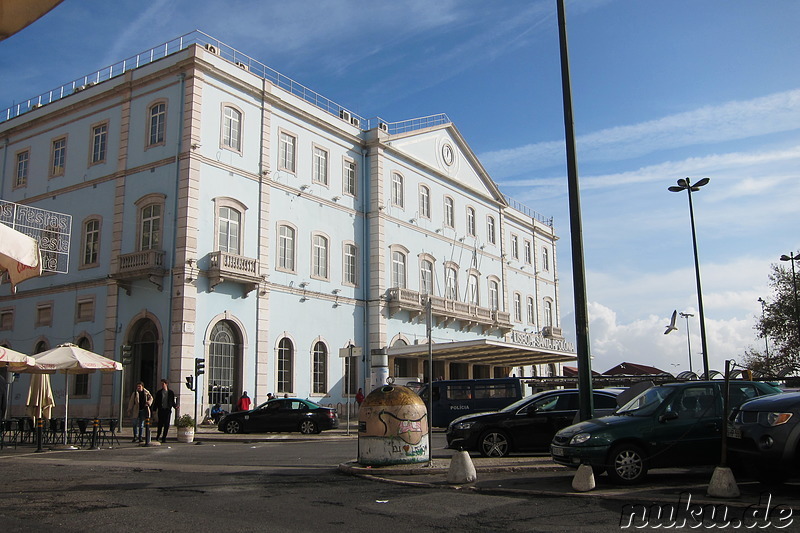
[442,143,454,166]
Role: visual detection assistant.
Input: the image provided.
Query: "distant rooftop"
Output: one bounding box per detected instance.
[1,29,552,227]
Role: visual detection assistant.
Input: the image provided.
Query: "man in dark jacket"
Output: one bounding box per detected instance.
[153,379,178,443]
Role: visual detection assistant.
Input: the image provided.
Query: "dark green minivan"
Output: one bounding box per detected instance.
[550,381,781,484]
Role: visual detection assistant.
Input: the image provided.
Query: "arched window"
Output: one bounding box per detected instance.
[466,207,476,236]
[487,216,496,245]
[419,185,430,219]
[467,274,479,305]
[445,266,458,300]
[277,224,296,272]
[544,299,553,327]
[391,250,406,288]
[218,206,241,255]
[140,203,161,251]
[391,172,404,207]
[312,234,329,279]
[222,106,242,151]
[542,247,550,271]
[34,340,48,354]
[312,341,327,394]
[209,321,240,410]
[444,197,455,228]
[148,102,166,146]
[420,259,434,294]
[527,296,535,325]
[514,293,522,322]
[277,338,294,393]
[82,218,100,267]
[488,279,499,310]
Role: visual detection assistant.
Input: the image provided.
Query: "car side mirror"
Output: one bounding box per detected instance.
[659,411,678,423]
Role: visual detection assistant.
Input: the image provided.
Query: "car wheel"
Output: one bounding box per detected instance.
[607,444,648,484]
[299,420,318,435]
[224,419,242,434]
[479,430,511,457]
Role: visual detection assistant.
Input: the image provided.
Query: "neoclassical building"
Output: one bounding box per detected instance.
[0,32,574,419]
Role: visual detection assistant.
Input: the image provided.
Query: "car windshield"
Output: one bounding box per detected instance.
[616,386,675,416]
[500,392,551,413]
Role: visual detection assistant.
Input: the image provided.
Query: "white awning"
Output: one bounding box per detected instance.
[386,338,576,367]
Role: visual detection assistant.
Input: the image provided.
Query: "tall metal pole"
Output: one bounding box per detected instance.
[758,297,769,364]
[680,312,694,374]
[557,0,593,421]
[780,253,800,342]
[685,186,710,379]
[426,297,433,466]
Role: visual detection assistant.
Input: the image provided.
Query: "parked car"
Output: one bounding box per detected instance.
[446,388,624,457]
[728,391,800,483]
[218,398,339,435]
[550,381,781,484]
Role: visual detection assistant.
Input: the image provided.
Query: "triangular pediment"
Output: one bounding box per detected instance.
[385,124,505,203]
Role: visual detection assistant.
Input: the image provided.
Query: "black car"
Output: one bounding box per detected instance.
[218,398,339,435]
[446,388,624,457]
[729,391,800,483]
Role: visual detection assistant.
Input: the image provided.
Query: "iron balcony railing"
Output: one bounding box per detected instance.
[503,195,554,227]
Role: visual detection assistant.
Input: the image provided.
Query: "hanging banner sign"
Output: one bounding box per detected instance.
[0,199,72,273]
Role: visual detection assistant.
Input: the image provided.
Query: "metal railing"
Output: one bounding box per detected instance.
[503,195,553,227]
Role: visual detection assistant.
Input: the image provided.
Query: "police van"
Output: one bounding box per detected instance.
[418,378,525,427]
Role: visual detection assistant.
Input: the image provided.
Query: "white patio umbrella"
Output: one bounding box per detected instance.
[26,373,55,420]
[0,223,42,293]
[0,345,36,371]
[24,343,122,446]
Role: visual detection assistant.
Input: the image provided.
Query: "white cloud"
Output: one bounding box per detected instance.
[482,89,800,178]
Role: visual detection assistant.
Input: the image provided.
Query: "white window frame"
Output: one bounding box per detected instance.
[419,255,435,294]
[514,293,522,322]
[135,193,166,252]
[544,299,553,327]
[444,264,458,300]
[444,196,455,228]
[466,207,476,237]
[343,242,358,286]
[81,217,101,268]
[50,135,67,178]
[542,246,550,271]
[311,232,330,281]
[15,148,29,188]
[343,157,357,197]
[312,145,329,186]
[279,130,297,173]
[419,185,431,219]
[147,101,167,147]
[90,121,108,165]
[488,278,500,310]
[527,296,535,325]
[222,105,243,152]
[511,234,519,260]
[277,223,296,273]
[391,172,404,208]
[524,240,532,264]
[467,273,479,305]
[487,216,496,245]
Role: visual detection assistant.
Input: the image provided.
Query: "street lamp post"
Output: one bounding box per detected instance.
[669,177,710,379]
[679,312,694,374]
[779,252,800,343]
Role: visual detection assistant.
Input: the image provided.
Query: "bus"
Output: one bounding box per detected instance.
[418,378,525,427]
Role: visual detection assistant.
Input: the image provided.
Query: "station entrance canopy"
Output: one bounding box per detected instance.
[386,333,576,367]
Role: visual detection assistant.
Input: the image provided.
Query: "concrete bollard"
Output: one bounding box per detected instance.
[447,450,477,484]
[572,464,595,492]
[35,418,44,453]
[707,466,740,498]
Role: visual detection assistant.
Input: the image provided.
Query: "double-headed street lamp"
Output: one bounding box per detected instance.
[669,177,710,379]
[779,252,800,342]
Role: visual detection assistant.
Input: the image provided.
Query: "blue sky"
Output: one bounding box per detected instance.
[2,0,799,375]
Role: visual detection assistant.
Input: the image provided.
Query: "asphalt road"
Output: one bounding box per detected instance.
[1,432,796,532]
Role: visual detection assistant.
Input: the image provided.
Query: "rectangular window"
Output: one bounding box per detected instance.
[444,197,454,227]
[73,374,89,397]
[279,131,296,172]
[542,247,550,271]
[51,137,66,176]
[527,297,534,325]
[36,303,53,327]
[392,173,404,207]
[312,146,328,185]
[391,252,406,288]
[218,206,241,255]
[511,235,519,259]
[344,159,356,196]
[76,298,95,323]
[15,150,29,188]
[0,308,13,331]
[419,186,430,219]
[524,240,532,264]
[420,260,433,294]
[445,268,457,300]
[514,294,522,322]
[92,123,107,163]
[344,244,357,285]
[487,217,496,245]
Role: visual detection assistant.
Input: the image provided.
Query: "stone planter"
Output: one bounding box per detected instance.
[176,426,195,443]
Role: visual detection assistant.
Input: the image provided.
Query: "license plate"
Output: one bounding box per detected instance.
[551,446,566,457]
[727,426,741,439]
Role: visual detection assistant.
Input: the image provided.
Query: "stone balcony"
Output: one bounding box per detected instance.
[110,249,167,293]
[541,326,563,338]
[386,288,513,334]
[207,251,262,297]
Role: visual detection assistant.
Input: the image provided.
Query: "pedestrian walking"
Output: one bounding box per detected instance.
[153,379,178,443]
[235,391,251,412]
[355,387,365,406]
[127,382,153,443]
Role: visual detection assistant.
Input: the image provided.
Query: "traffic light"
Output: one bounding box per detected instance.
[195,358,205,376]
[120,344,133,365]
[185,376,194,391]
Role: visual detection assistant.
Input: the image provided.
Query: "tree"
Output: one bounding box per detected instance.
[743,263,800,376]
